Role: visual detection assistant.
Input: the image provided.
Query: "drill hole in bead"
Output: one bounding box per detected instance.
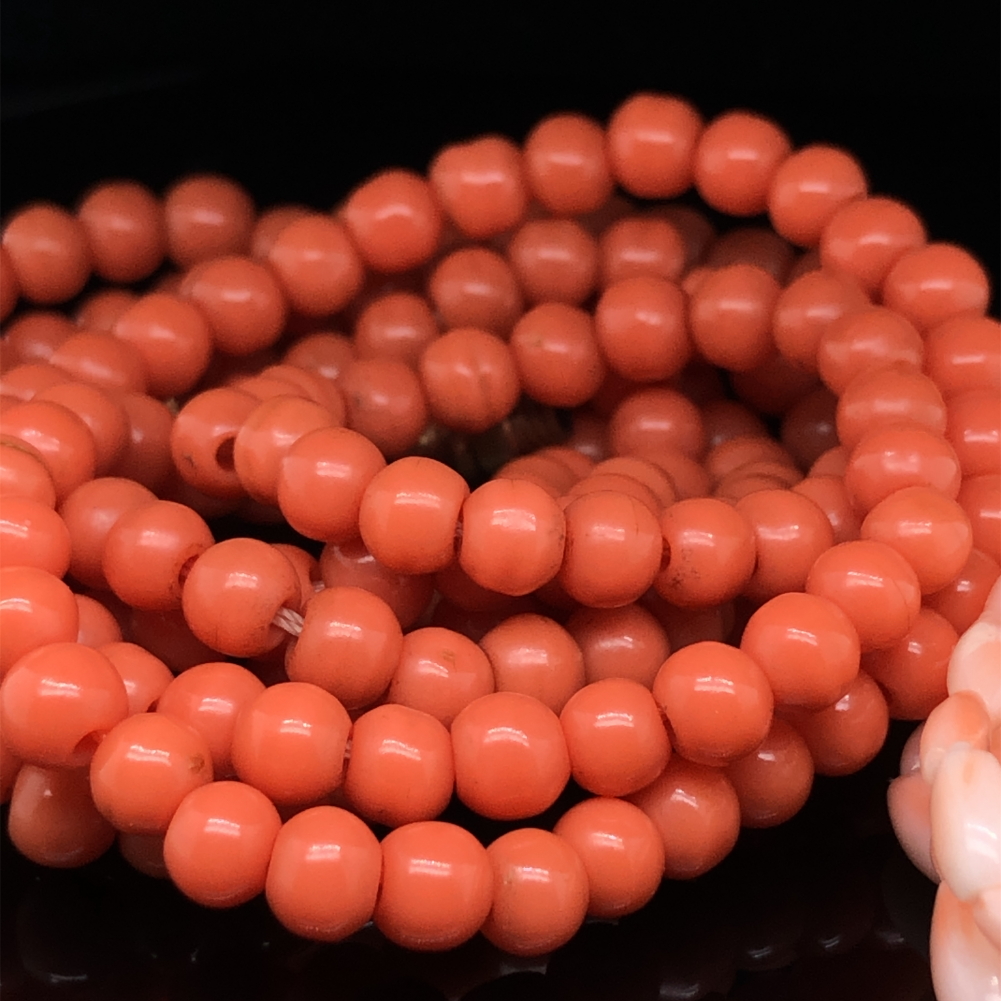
[215,437,236,471]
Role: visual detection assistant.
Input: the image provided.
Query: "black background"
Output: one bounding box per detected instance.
[1,2,998,998]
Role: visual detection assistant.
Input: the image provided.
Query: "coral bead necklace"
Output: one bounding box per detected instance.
[0,91,998,996]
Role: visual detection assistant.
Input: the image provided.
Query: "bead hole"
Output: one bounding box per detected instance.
[215,437,236,471]
[73,731,103,760]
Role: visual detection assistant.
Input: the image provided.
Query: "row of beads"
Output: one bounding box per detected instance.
[1,88,998,960]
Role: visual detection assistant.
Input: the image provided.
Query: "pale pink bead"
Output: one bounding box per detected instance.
[930,747,1001,903]
[930,881,1001,1001]
[920,690,992,784]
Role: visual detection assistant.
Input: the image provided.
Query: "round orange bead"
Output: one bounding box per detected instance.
[2,202,92,304]
[342,169,442,273]
[374,821,493,951]
[286,585,402,710]
[429,135,528,240]
[481,828,589,956]
[740,592,860,709]
[553,796,665,918]
[155,661,265,777]
[230,681,350,806]
[724,718,814,827]
[653,641,773,766]
[266,805,381,940]
[181,538,300,657]
[387,625,495,728]
[565,602,670,688]
[628,756,741,879]
[767,144,867,247]
[451,691,570,820]
[523,112,614,215]
[805,539,921,651]
[163,174,255,268]
[89,711,213,833]
[267,214,364,316]
[509,302,606,408]
[164,780,281,907]
[8,764,114,868]
[458,477,566,597]
[353,292,439,367]
[595,275,691,382]
[358,457,468,574]
[0,494,71,577]
[558,489,663,609]
[479,612,585,714]
[0,641,128,768]
[606,92,703,199]
[560,678,670,797]
[77,180,165,283]
[506,217,598,305]
[0,566,79,678]
[344,703,454,827]
[693,111,791,216]
[782,669,889,777]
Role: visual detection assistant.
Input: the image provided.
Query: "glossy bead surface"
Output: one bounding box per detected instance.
[735,488,834,602]
[560,678,670,796]
[353,292,439,367]
[89,711,213,833]
[156,661,265,777]
[655,497,756,608]
[558,489,663,608]
[344,704,453,827]
[451,691,570,820]
[8,764,114,867]
[286,586,402,710]
[0,566,79,677]
[946,389,1001,477]
[0,641,128,768]
[113,293,214,399]
[565,603,670,687]
[266,805,381,941]
[844,422,962,514]
[2,203,91,304]
[783,669,889,777]
[653,641,773,766]
[0,438,57,508]
[481,828,589,956]
[862,607,957,720]
[375,821,493,951]
[480,612,585,714]
[99,641,173,716]
[182,538,300,657]
[0,494,71,577]
[806,539,921,651]
[267,214,364,316]
[77,180,165,283]
[595,275,690,382]
[338,357,429,458]
[507,218,598,305]
[882,243,990,331]
[724,718,814,827]
[430,133,527,237]
[553,796,665,918]
[35,382,129,476]
[767,144,867,247]
[923,314,1001,397]
[1,399,97,504]
[230,681,350,806]
[628,756,741,879]
[860,485,973,594]
[819,196,926,294]
[693,111,791,216]
[387,626,495,728]
[163,780,281,907]
[741,592,860,709]
[608,386,705,460]
[103,499,214,611]
[342,169,442,272]
[163,174,254,267]
[523,112,614,215]
[459,478,566,597]
[689,264,780,372]
[358,457,467,574]
[607,92,703,199]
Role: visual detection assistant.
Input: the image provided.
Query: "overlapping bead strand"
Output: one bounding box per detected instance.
[0,90,998,991]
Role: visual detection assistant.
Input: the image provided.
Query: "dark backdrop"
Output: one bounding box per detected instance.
[1,4,998,999]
